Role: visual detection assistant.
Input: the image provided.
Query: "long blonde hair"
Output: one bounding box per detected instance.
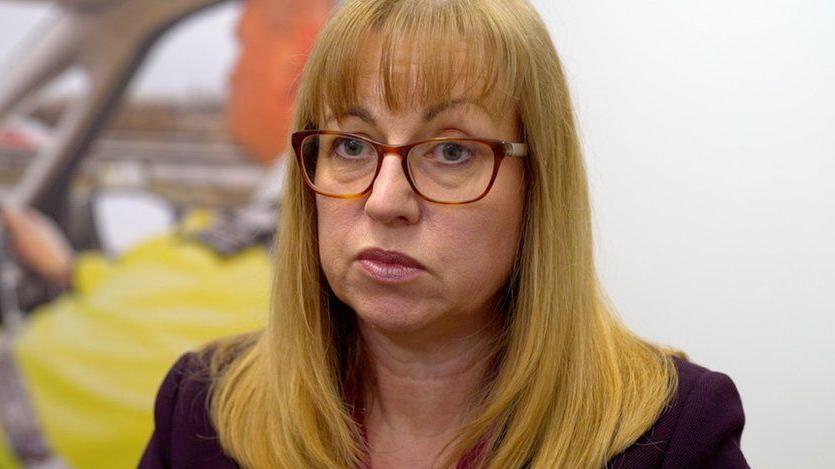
[207,0,685,467]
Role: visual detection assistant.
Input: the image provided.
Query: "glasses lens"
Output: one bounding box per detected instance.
[407,140,495,203]
[301,134,378,196]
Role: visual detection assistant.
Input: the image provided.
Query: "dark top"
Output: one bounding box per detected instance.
[138,353,749,468]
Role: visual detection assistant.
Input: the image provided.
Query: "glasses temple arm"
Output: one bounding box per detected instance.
[505,142,528,157]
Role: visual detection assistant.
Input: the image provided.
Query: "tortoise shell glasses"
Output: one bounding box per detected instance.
[291,130,528,205]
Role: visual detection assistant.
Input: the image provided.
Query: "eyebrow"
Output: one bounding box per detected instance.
[342,107,376,125]
[332,99,473,126]
[422,98,470,121]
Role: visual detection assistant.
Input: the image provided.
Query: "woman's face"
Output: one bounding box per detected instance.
[316,51,526,337]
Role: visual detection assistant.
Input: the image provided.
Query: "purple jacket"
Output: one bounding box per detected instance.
[138,353,749,468]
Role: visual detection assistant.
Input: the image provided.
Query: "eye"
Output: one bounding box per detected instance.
[333,137,372,159]
[431,141,473,164]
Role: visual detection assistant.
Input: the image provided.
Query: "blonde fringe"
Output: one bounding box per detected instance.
[205,1,687,467]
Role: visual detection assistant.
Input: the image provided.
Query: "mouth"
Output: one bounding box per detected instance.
[356,248,426,283]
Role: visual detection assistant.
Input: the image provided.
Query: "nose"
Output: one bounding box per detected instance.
[363,153,421,225]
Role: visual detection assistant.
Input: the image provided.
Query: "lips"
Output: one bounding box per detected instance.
[356,248,425,282]
[357,248,424,268]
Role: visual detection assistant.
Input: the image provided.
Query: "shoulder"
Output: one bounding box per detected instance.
[138,352,240,469]
[607,356,750,469]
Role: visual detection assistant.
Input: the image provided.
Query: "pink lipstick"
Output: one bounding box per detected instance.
[356,248,425,283]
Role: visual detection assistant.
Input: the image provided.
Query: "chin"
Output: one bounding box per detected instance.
[350,296,440,335]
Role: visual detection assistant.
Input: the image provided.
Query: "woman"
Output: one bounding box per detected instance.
[140,0,749,467]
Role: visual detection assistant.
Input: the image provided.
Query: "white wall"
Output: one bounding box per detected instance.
[531,1,835,468]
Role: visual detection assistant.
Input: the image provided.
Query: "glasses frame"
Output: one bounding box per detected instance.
[291,130,528,205]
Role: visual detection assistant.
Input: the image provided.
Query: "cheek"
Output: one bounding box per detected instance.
[433,198,524,302]
[458,174,525,291]
[316,201,349,278]
[459,214,520,279]
[316,199,367,290]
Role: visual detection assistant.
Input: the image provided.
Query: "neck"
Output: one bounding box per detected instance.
[359,317,499,438]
